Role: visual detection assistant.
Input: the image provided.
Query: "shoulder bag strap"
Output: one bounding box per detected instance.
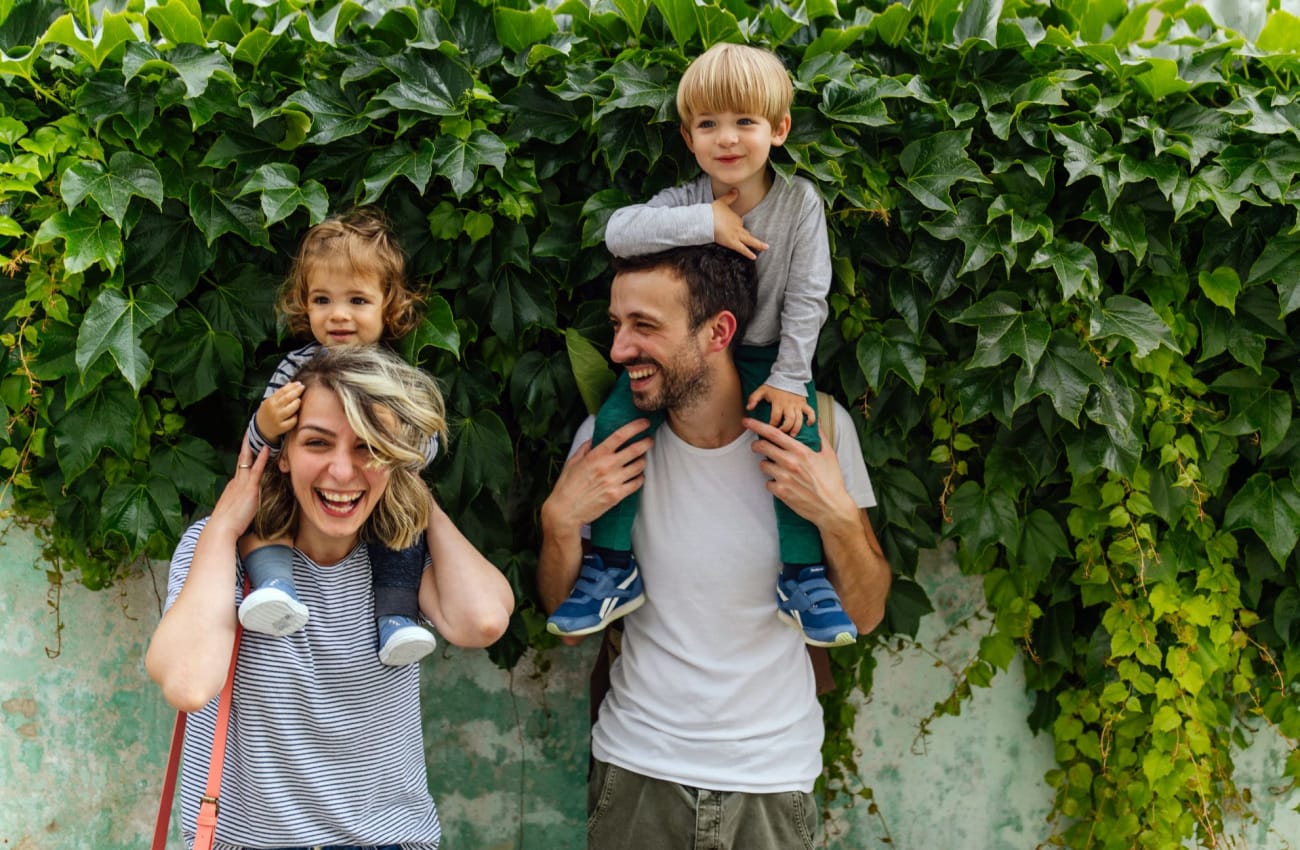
[153,590,247,850]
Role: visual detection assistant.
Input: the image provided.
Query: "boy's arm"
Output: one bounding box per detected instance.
[605,177,715,257]
[764,184,832,396]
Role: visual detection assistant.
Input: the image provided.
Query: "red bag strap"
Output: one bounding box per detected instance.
[153,601,246,850]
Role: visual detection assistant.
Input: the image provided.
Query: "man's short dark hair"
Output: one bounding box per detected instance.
[610,245,757,349]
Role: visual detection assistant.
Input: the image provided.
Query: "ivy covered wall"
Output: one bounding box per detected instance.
[3,1,1300,846]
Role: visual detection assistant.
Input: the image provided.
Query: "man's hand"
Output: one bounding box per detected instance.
[541,419,655,533]
[712,189,768,260]
[747,384,815,435]
[255,381,304,442]
[743,417,855,527]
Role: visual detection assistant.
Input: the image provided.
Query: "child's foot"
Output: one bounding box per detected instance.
[238,577,309,636]
[377,615,437,666]
[546,551,645,637]
[776,565,858,648]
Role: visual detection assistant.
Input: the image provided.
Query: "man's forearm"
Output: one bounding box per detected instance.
[537,501,585,615]
[821,506,891,634]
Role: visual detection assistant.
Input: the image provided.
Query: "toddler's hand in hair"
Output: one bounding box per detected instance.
[256,381,304,442]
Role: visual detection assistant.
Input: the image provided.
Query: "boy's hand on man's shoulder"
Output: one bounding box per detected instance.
[712,188,768,260]
[747,384,815,436]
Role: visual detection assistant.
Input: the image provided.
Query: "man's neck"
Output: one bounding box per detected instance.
[664,363,745,449]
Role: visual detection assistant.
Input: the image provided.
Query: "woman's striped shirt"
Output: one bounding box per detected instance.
[163,519,442,850]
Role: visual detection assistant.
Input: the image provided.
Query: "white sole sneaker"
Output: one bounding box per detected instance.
[238,587,309,636]
[378,625,437,666]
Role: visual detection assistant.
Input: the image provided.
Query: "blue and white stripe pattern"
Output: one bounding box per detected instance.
[164,520,442,850]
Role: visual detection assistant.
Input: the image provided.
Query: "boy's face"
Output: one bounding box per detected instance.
[681,110,791,194]
[305,257,386,348]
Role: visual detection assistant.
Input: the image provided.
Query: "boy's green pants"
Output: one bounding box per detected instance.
[590,344,824,565]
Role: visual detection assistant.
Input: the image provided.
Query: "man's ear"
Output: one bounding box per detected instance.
[705,310,739,353]
[770,113,792,147]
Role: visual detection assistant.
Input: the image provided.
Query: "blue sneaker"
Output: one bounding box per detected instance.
[377,615,437,666]
[238,577,309,637]
[547,552,645,637]
[776,565,858,648]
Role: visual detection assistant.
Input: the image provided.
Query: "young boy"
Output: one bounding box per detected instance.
[546,43,857,648]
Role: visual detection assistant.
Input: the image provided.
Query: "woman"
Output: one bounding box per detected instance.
[146,345,514,850]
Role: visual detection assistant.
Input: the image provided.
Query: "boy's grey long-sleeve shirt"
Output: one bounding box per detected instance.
[604,172,831,395]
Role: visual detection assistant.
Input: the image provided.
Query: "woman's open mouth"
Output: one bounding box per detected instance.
[316,489,363,517]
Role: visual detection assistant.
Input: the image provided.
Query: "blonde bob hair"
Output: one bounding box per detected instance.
[277,207,424,342]
[254,346,448,551]
[676,43,793,128]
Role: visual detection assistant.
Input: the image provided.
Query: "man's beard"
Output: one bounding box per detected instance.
[628,346,710,413]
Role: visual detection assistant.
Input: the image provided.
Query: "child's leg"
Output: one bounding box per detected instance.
[589,372,661,560]
[735,346,856,648]
[547,374,657,637]
[237,532,309,637]
[369,538,437,666]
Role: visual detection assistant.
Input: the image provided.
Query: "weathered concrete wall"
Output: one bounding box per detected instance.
[2,513,1297,849]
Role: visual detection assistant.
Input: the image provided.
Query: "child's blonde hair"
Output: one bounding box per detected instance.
[277,207,423,341]
[676,43,793,128]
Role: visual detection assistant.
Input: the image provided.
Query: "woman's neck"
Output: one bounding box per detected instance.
[294,527,358,566]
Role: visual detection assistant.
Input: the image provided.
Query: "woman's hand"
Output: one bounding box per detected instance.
[208,441,270,539]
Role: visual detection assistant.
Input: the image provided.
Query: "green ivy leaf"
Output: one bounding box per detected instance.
[233,27,276,67]
[898,128,990,213]
[398,296,461,361]
[952,292,1051,369]
[1224,473,1300,566]
[1210,368,1292,456]
[820,79,892,126]
[146,0,205,46]
[1089,295,1176,358]
[1028,239,1100,301]
[920,198,1008,277]
[493,5,557,53]
[127,200,217,296]
[855,322,927,391]
[441,408,514,505]
[122,42,235,98]
[187,183,270,248]
[375,52,473,117]
[154,309,245,406]
[943,480,1020,561]
[653,0,700,44]
[53,379,138,482]
[595,107,665,176]
[238,162,328,226]
[76,285,176,391]
[150,435,224,506]
[881,577,934,638]
[1245,232,1300,317]
[509,349,574,438]
[362,138,436,203]
[431,130,507,199]
[283,79,378,145]
[43,11,137,70]
[196,264,277,342]
[102,475,183,553]
[33,206,123,273]
[502,83,585,145]
[60,151,164,226]
[595,60,674,121]
[565,328,615,415]
[1198,266,1241,314]
[1013,334,1104,425]
[76,79,157,138]
[1051,121,1118,188]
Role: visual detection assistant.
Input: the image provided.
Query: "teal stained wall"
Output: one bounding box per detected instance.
[2,510,1297,849]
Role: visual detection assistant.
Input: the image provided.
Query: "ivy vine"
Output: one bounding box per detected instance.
[3,1,1300,846]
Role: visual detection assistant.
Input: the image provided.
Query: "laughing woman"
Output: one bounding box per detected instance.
[146,345,514,850]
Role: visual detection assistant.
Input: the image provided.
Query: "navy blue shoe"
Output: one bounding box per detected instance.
[547,552,645,637]
[377,615,437,666]
[776,565,858,648]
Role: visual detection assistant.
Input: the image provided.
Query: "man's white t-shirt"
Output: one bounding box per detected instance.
[576,400,875,793]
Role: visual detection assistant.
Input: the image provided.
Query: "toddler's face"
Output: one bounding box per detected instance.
[305,259,386,347]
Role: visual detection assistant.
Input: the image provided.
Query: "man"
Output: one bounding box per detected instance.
[538,244,892,849]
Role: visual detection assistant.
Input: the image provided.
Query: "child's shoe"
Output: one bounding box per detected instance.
[377,615,437,666]
[546,551,646,637]
[776,565,858,648]
[238,577,309,636]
